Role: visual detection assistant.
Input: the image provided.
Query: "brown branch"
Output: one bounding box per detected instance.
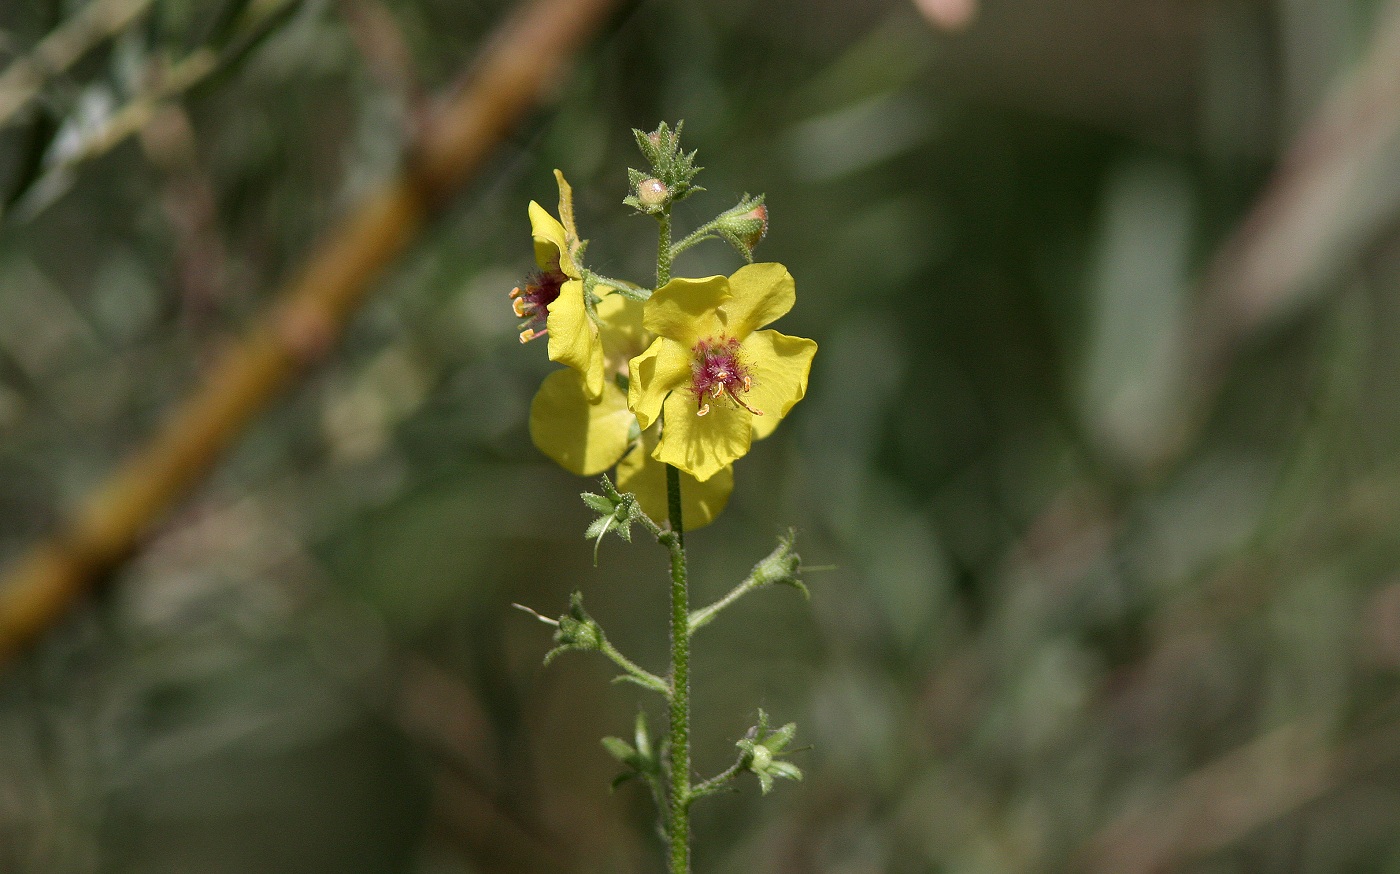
[0,0,622,665]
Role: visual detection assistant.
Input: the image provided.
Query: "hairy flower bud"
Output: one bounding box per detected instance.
[715,196,768,262]
[637,177,669,210]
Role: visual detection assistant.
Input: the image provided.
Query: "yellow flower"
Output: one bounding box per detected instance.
[628,263,817,483]
[530,293,733,530]
[529,293,644,477]
[511,170,610,400]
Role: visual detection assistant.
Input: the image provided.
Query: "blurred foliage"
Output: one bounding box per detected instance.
[4,0,1400,871]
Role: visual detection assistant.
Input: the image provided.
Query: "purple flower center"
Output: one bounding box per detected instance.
[690,336,761,417]
[510,267,566,343]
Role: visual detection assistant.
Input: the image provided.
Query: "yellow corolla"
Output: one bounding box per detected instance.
[512,170,609,401]
[530,293,642,475]
[628,263,817,483]
[530,293,734,530]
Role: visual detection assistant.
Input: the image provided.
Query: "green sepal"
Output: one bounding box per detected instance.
[768,761,803,782]
[602,735,636,763]
[712,193,767,262]
[735,708,804,795]
[609,283,652,302]
[580,475,642,563]
[755,530,808,598]
[541,591,604,666]
[756,771,774,795]
[628,121,704,210]
[581,492,615,515]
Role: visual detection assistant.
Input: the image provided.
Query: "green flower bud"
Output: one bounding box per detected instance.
[714,195,768,262]
[752,529,805,595]
[749,743,773,771]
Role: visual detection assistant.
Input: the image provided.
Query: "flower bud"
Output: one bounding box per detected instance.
[544,592,605,662]
[752,530,803,592]
[715,197,768,261]
[749,744,773,771]
[637,177,669,210]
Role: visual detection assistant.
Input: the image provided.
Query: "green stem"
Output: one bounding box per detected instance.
[599,638,670,697]
[688,573,761,636]
[664,462,690,874]
[657,211,673,288]
[689,758,745,804]
[671,221,718,258]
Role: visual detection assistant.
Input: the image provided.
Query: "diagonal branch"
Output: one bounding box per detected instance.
[0,0,623,666]
[0,0,156,130]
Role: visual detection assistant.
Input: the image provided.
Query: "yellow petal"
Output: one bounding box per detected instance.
[656,390,752,482]
[553,170,582,263]
[546,279,604,400]
[643,276,728,348]
[529,201,576,277]
[742,330,817,440]
[617,428,733,530]
[529,369,632,476]
[628,337,691,430]
[597,293,649,369]
[721,263,795,338]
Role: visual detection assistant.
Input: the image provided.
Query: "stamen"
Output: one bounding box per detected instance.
[697,402,710,417]
[511,297,529,317]
[728,386,762,416]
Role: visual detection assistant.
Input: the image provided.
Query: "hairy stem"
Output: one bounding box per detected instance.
[690,758,745,804]
[657,210,673,288]
[665,466,691,871]
[599,638,669,696]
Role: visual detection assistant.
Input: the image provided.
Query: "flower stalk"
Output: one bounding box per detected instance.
[664,461,691,873]
[514,122,811,873]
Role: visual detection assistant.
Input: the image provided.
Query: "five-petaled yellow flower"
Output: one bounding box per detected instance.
[512,171,610,400]
[628,263,817,483]
[528,289,733,529]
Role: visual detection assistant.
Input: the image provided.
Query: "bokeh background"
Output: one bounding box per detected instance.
[4,0,1400,871]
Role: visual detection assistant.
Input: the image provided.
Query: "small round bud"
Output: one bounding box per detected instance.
[750,744,773,771]
[637,178,669,209]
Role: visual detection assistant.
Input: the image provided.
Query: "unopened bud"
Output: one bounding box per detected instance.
[749,744,773,770]
[752,531,801,590]
[716,198,769,261]
[637,178,669,210]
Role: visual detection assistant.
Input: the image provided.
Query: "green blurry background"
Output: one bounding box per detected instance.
[4,0,1400,871]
